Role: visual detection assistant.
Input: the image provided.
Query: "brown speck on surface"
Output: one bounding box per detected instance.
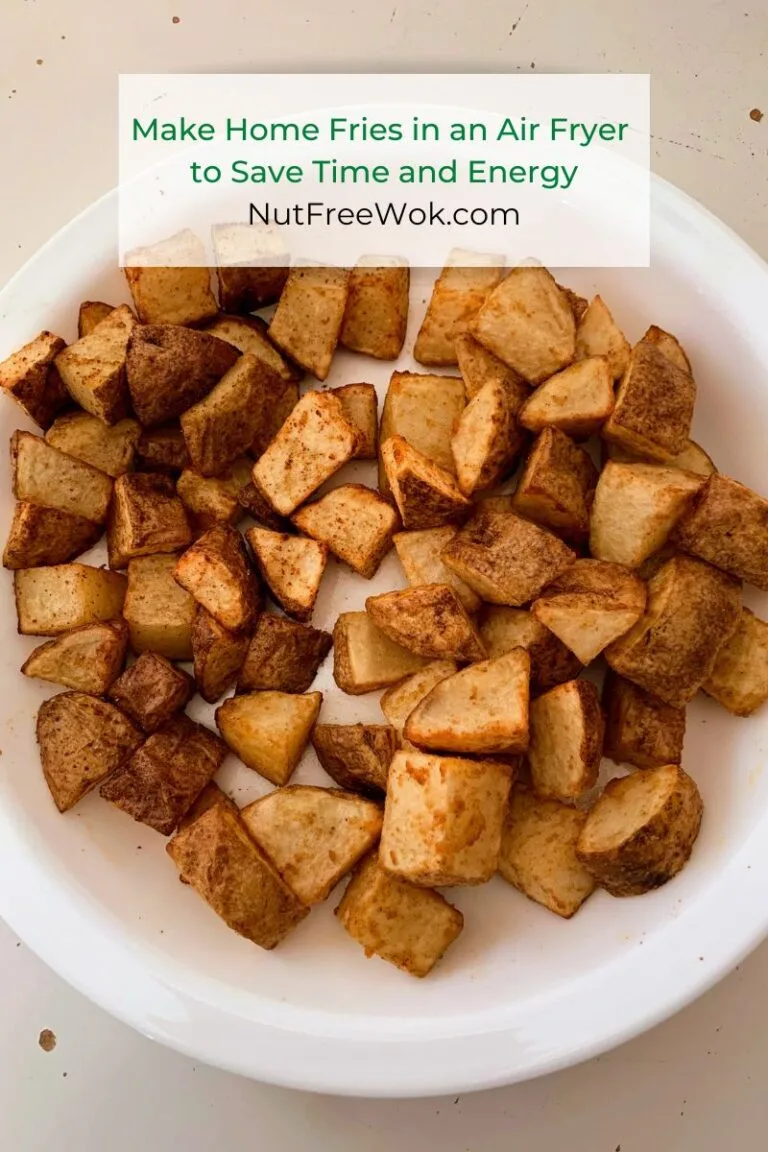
[172,14,181,22]
[36,59,43,65]
[750,108,764,122]
[62,1071,67,1078]
[38,1029,56,1052]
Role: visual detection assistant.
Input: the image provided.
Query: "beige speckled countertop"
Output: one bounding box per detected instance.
[1,2,767,1148]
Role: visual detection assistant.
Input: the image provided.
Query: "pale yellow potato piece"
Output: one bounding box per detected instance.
[379,749,513,885]
[333,611,427,695]
[703,608,768,716]
[519,357,614,437]
[123,553,196,660]
[378,370,465,491]
[451,378,527,496]
[292,484,398,579]
[498,789,595,918]
[381,435,470,530]
[216,690,322,785]
[366,584,486,662]
[15,563,127,636]
[574,295,630,379]
[22,619,128,695]
[78,301,115,338]
[590,460,705,568]
[123,230,217,326]
[268,264,350,380]
[45,413,140,477]
[339,258,409,360]
[528,680,603,802]
[380,661,459,738]
[531,558,646,664]
[576,763,703,896]
[335,852,464,977]
[246,525,327,622]
[414,251,504,365]
[12,430,113,525]
[332,383,378,459]
[641,324,692,375]
[454,332,528,400]
[470,267,575,384]
[54,305,136,424]
[404,650,530,756]
[252,391,359,516]
[603,341,696,462]
[393,527,480,612]
[478,606,583,693]
[241,785,383,905]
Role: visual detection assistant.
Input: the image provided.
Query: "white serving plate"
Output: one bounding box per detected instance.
[1,178,768,1098]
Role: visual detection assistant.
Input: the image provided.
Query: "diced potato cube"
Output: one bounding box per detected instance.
[216,690,322,785]
[12,430,113,524]
[237,615,331,694]
[415,251,504,366]
[603,671,686,769]
[0,330,69,429]
[175,525,261,633]
[107,651,194,732]
[126,324,239,428]
[192,608,250,704]
[176,457,252,532]
[478,606,582,693]
[180,354,274,477]
[528,680,603,802]
[246,526,326,622]
[333,611,427,695]
[519,357,614,437]
[339,258,409,360]
[268,264,350,380]
[379,661,459,740]
[203,314,302,384]
[124,553,197,660]
[366,584,486,661]
[641,324,692,375]
[378,370,465,491]
[673,474,768,590]
[211,221,288,312]
[513,428,598,540]
[703,608,768,716]
[135,424,190,474]
[312,723,397,796]
[3,502,101,570]
[574,295,630,379]
[381,436,470,530]
[78,301,114,338]
[22,619,128,695]
[603,340,696,462]
[454,332,528,400]
[331,383,378,459]
[107,472,192,569]
[393,527,480,612]
[54,305,135,424]
[46,412,140,477]
[451,377,527,496]
[292,484,398,579]
[531,559,647,664]
[15,563,127,635]
[123,230,218,326]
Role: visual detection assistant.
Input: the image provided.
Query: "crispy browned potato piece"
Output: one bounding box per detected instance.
[211,222,289,312]
[101,714,226,834]
[441,508,576,606]
[393,527,480,612]
[176,458,252,533]
[216,690,322,785]
[107,472,192,569]
[46,413,140,477]
[126,324,239,428]
[477,606,583,693]
[123,230,218,326]
[528,680,603,802]
[37,691,143,813]
[590,460,704,569]
[603,437,716,478]
[3,502,101,569]
[470,267,575,384]
[268,264,350,380]
[366,584,486,662]
[673,474,768,590]
[380,436,470,530]
[177,781,238,832]
[336,852,464,977]
[15,563,127,635]
[167,803,309,948]
[236,481,289,531]
[108,652,194,733]
[414,251,504,365]
[603,672,685,769]
[513,428,598,540]
[252,391,359,515]
[498,788,596,918]
[641,324,692,375]
[237,615,331,694]
[241,785,384,905]
[519,357,614,437]
[192,607,250,704]
[378,370,466,491]
[78,301,115,338]
[454,332,528,400]
[451,377,527,496]
[531,559,647,664]
[22,619,128,695]
[292,484,398,579]
[331,383,378,459]
[339,259,409,360]
[246,526,326,621]
[605,553,742,708]
[379,749,512,885]
[135,424,191,474]
[603,340,696,462]
[175,525,260,633]
[0,330,69,429]
[702,608,768,716]
[379,662,459,740]
[180,354,270,477]
[333,611,427,694]
[312,723,397,796]
[203,314,303,385]
[574,295,630,379]
[404,650,530,756]
[12,430,113,524]
[54,305,135,424]
[577,763,703,896]
[123,553,196,659]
